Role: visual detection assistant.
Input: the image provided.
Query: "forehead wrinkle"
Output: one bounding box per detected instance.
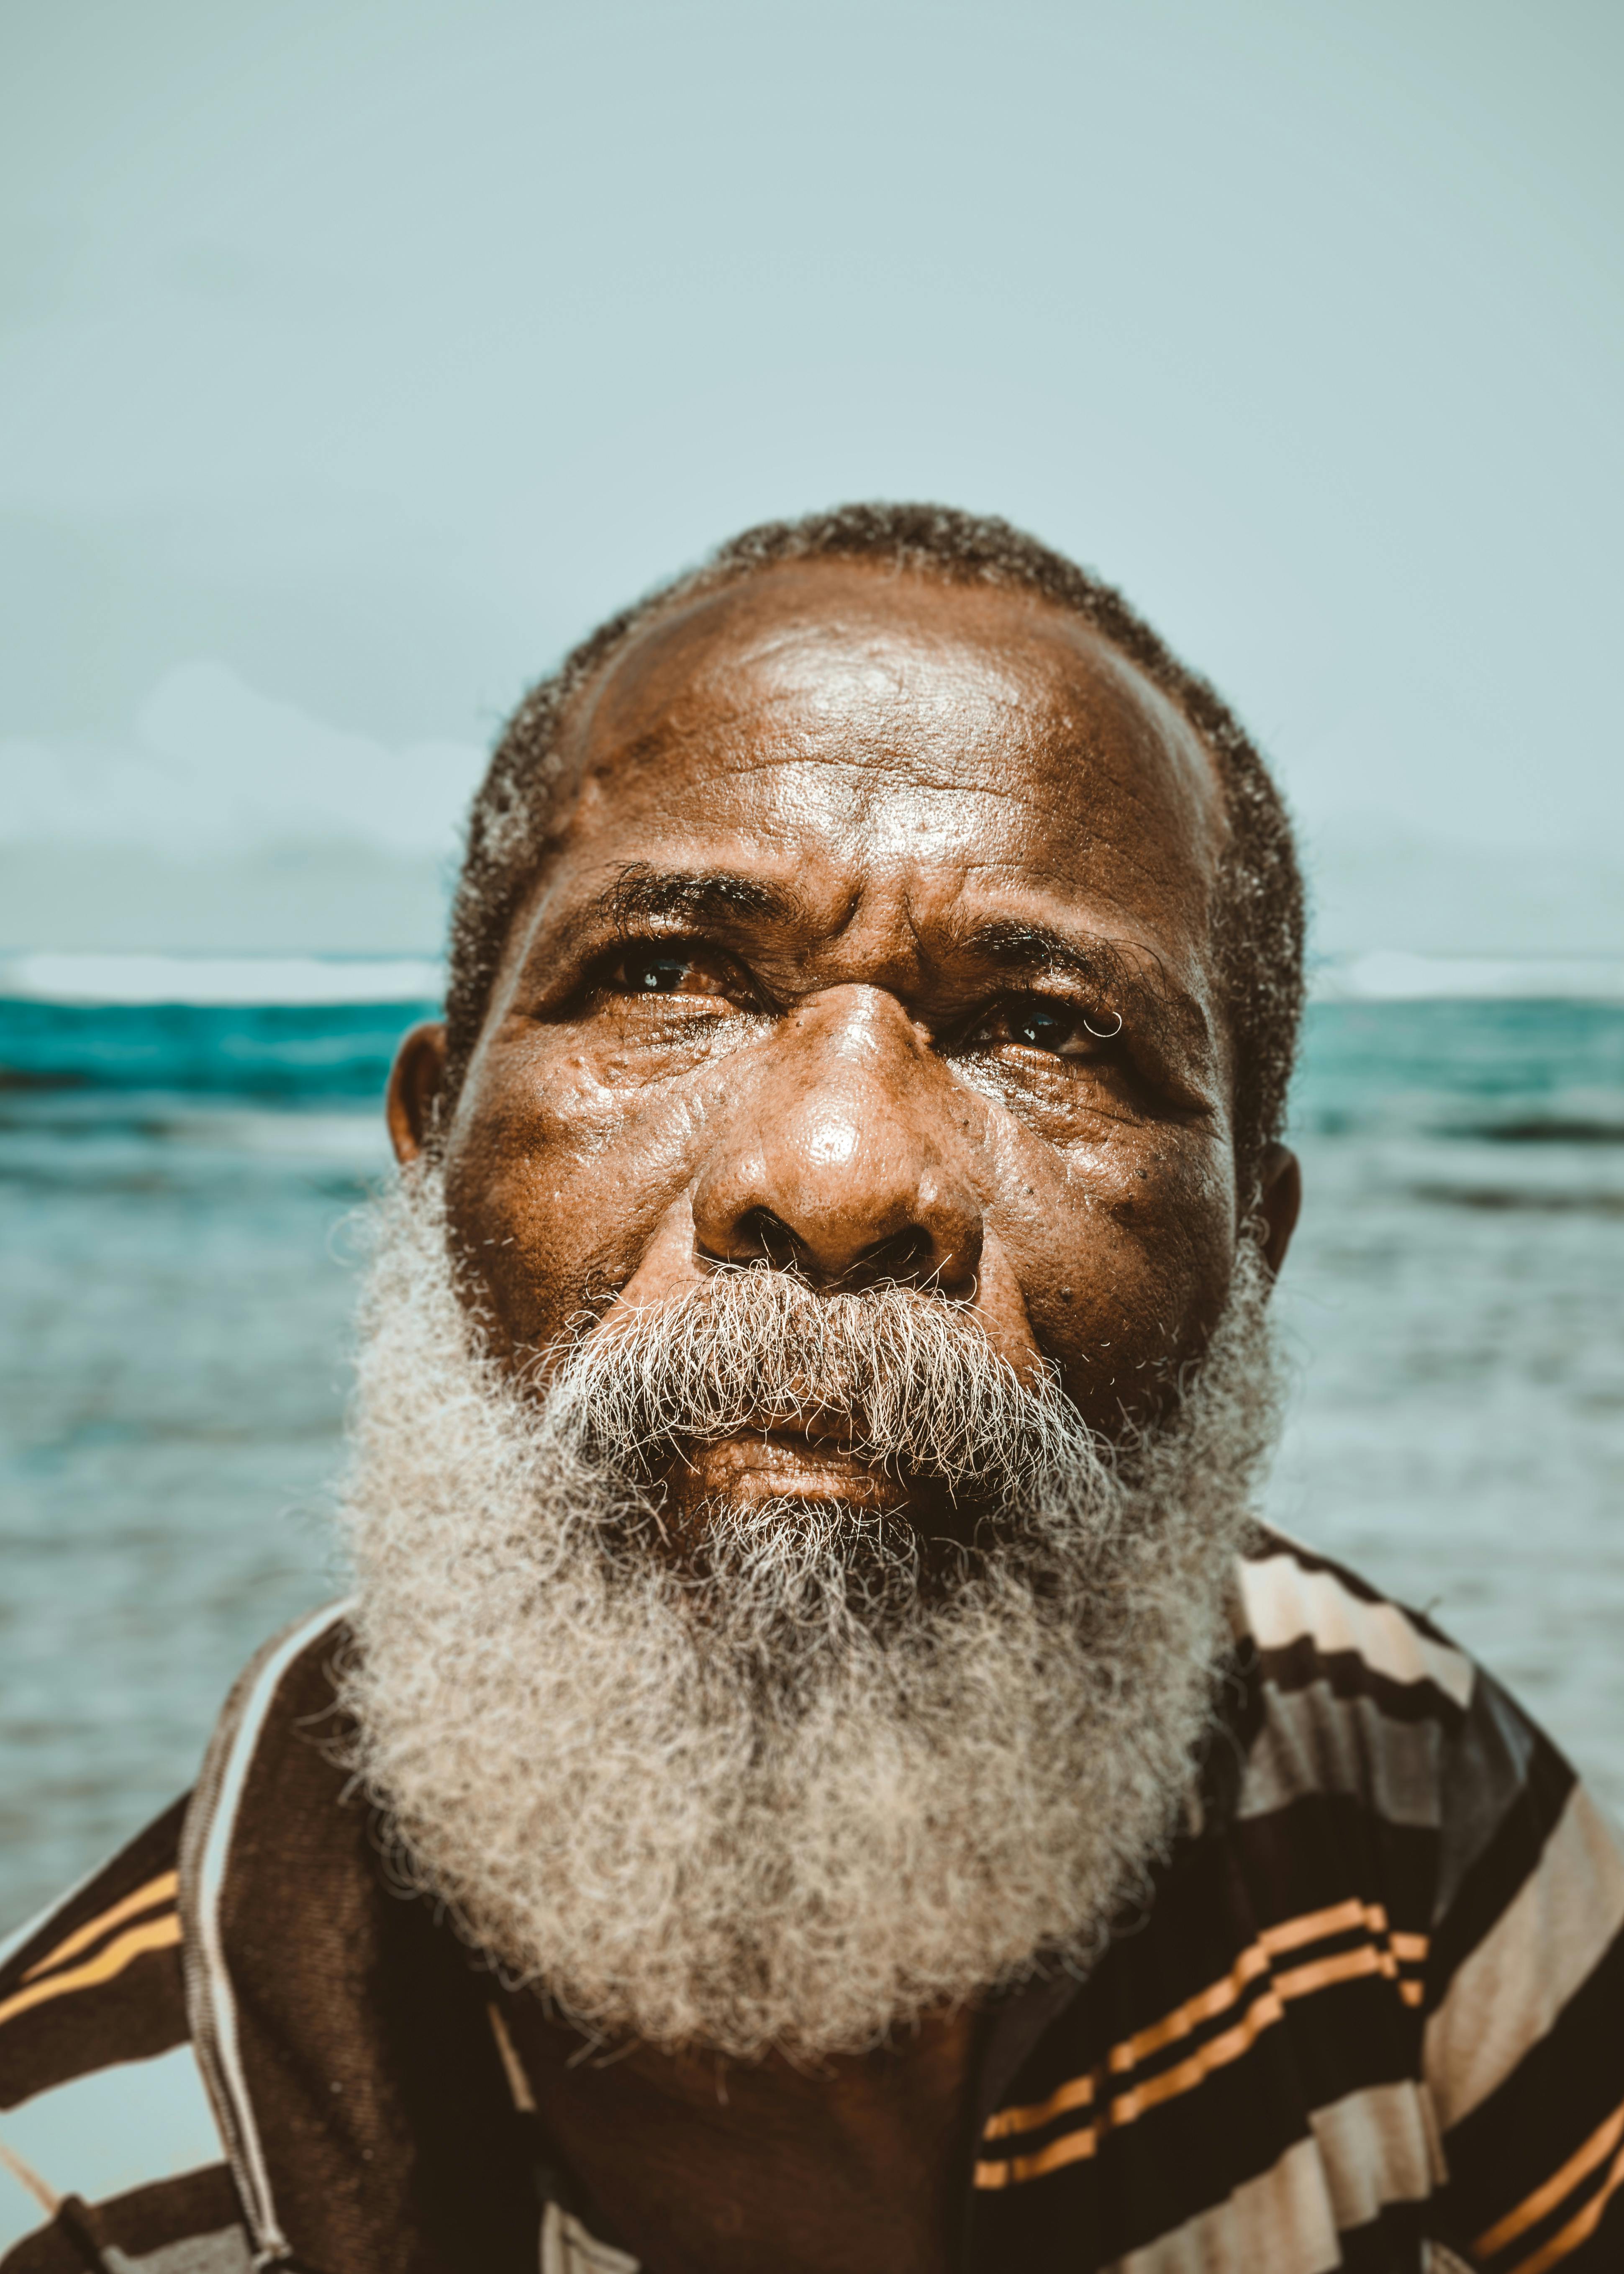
[686,603,1041,710]
[572,602,1054,779]
[590,696,1042,814]
[562,571,1226,865]
[714,607,1226,847]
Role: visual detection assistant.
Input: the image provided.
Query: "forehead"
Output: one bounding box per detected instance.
[549,558,1226,950]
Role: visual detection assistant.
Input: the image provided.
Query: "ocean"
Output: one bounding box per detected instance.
[2,966,1622,1936]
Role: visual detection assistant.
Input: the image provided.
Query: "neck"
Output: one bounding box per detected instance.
[500,1993,977,2274]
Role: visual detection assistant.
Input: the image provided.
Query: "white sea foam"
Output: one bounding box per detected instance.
[0,952,443,1007]
[1314,951,1624,1003]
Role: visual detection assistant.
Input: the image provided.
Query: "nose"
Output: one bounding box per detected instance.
[691,987,983,1294]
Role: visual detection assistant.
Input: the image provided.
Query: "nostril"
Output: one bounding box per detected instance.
[701,1208,966,1292]
[732,1207,803,1272]
[852,1225,936,1288]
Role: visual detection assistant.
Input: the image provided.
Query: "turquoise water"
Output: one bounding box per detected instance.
[2,997,1622,1932]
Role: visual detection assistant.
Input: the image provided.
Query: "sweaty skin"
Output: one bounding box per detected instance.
[387,558,1301,2274]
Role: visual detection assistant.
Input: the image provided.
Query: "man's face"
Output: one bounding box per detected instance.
[392,559,1295,1521]
[362,557,1298,2046]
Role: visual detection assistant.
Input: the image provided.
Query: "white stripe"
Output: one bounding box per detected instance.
[1237,1685,1444,1828]
[540,2202,641,2274]
[0,2045,224,2253]
[1306,2078,1446,2231]
[1099,2079,1446,2274]
[1101,2130,1341,2273]
[188,1601,351,2260]
[1425,1780,1624,2131]
[1241,1551,1475,1708]
[105,2233,254,2274]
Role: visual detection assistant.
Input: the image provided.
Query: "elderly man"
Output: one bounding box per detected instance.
[1,505,1620,2274]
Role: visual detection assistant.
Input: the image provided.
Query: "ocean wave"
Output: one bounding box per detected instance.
[0,951,444,1007]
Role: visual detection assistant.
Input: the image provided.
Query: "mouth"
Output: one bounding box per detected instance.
[664,1428,918,1515]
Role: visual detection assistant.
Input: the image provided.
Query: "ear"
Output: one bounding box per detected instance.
[1254,1142,1302,1279]
[386,1021,449,1164]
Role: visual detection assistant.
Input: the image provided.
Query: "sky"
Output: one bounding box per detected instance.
[2,0,1620,956]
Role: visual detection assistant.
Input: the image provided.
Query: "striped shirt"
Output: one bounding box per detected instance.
[0,1530,1621,2272]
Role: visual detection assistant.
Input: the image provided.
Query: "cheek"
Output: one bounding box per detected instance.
[442,1036,708,1349]
[984,1120,1236,1423]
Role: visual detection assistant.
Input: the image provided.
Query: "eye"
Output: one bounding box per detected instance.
[1009,1000,1076,1053]
[619,946,700,994]
[602,940,745,1003]
[970,995,1122,1060]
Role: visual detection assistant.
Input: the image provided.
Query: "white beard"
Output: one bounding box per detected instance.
[335,1170,1280,2060]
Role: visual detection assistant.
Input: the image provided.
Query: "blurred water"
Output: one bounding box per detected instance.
[1270,1000,1624,1827]
[1,994,1621,1933]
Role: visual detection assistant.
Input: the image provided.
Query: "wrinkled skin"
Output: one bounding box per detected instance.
[386,558,1300,2274]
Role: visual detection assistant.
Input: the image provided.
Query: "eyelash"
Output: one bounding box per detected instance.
[966,1000,1122,1060]
[597,941,1122,1063]
[603,942,752,1002]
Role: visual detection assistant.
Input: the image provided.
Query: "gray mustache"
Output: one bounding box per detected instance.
[539,1271,1102,1498]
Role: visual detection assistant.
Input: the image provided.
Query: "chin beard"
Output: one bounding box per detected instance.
[334,1169,1281,2061]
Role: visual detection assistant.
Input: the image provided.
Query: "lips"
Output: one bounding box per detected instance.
[667,1428,916,1513]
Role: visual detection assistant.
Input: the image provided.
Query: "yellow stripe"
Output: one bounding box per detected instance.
[1105,1986,1288,2130]
[1105,1944,1274,2076]
[21,1871,179,1983]
[978,1988,1290,2187]
[982,2068,1097,2140]
[982,1903,1428,2151]
[1477,2092,1624,2259]
[1261,1896,1387,1956]
[0,1915,181,2030]
[977,2119,1103,2189]
[1505,2138,1624,2274]
[1274,1943,1393,2002]
[977,1905,1431,2187]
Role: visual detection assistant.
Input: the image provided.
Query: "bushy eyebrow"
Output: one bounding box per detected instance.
[537,864,801,965]
[602,864,800,932]
[954,916,1124,990]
